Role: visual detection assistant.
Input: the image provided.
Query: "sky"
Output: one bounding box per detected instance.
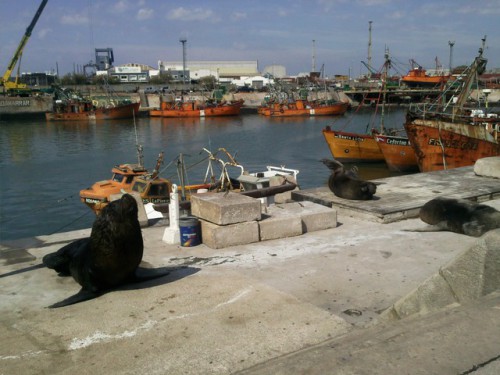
[1,0,499,78]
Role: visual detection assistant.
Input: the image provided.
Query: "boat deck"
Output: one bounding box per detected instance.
[292,166,500,223]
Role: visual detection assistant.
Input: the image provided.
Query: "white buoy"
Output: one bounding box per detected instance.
[162,184,180,244]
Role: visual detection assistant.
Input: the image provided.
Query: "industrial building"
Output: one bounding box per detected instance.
[157,60,259,81]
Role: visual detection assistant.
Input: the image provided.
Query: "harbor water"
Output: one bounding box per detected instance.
[0,108,407,241]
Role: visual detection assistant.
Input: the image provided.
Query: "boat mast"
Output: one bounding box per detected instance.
[380,46,390,134]
[452,36,487,119]
[133,109,144,167]
[367,21,373,79]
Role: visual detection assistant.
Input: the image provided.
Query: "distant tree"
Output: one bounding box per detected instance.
[199,75,217,91]
[59,73,87,85]
[150,72,173,84]
[91,74,120,85]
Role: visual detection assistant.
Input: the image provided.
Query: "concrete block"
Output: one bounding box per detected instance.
[441,228,500,302]
[390,273,458,319]
[383,229,500,321]
[191,192,261,225]
[474,156,500,179]
[269,175,298,204]
[281,201,337,232]
[259,212,303,241]
[201,220,260,249]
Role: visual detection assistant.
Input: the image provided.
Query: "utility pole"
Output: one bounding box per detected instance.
[180,37,187,89]
[312,39,316,73]
[367,21,373,78]
[448,40,455,74]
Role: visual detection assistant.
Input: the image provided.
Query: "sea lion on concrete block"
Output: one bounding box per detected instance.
[321,158,377,200]
[416,197,500,237]
[43,194,170,308]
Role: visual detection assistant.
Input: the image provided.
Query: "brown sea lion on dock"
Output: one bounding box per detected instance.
[415,197,500,237]
[42,194,170,308]
[321,158,377,200]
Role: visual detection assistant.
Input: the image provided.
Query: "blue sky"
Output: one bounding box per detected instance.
[1,0,499,77]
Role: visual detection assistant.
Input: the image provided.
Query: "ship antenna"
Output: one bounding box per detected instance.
[133,109,144,167]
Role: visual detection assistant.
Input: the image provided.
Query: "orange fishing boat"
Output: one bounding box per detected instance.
[401,60,450,88]
[80,148,243,215]
[149,98,244,117]
[322,126,384,163]
[80,152,163,214]
[46,101,140,121]
[46,85,140,121]
[258,99,349,117]
[374,134,419,172]
[80,168,146,213]
[322,49,399,164]
[405,38,500,172]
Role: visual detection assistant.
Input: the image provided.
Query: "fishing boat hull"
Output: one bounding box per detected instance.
[404,115,500,172]
[46,102,140,121]
[374,134,419,172]
[149,100,243,117]
[322,127,384,163]
[259,100,348,117]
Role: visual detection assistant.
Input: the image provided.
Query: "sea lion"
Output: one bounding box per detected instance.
[415,197,500,237]
[43,194,170,308]
[321,158,377,200]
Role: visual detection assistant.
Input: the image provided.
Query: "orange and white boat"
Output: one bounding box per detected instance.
[150,98,244,117]
[258,99,348,117]
[405,38,500,172]
[374,134,419,172]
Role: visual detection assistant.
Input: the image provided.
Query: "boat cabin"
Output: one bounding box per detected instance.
[131,177,172,204]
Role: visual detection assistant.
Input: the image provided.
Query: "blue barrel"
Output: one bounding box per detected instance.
[179,217,201,247]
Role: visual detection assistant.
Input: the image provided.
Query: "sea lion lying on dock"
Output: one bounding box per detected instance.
[415,197,500,237]
[43,194,170,308]
[321,158,377,200]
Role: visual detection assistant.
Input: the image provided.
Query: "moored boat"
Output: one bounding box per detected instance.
[46,85,140,121]
[322,49,402,164]
[404,37,500,172]
[258,99,348,117]
[150,98,244,117]
[322,126,384,163]
[80,153,162,214]
[401,59,450,88]
[374,134,419,172]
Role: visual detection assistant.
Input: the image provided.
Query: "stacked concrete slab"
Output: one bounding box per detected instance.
[190,192,337,249]
[381,228,500,320]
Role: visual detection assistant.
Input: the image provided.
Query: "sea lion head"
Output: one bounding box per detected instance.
[103,193,138,223]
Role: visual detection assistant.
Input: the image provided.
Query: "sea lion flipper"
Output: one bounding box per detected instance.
[43,238,90,276]
[48,288,102,308]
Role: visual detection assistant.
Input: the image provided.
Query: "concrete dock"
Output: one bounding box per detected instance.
[1,162,500,374]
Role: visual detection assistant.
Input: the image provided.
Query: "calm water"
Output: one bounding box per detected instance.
[0,108,406,241]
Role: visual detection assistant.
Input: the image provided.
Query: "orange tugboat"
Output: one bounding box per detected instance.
[46,85,140,121]
[149,98,244,118]
[405,37,500,172]
[258,99,348,117]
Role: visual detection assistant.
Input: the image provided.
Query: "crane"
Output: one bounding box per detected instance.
[1,0,48,95]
